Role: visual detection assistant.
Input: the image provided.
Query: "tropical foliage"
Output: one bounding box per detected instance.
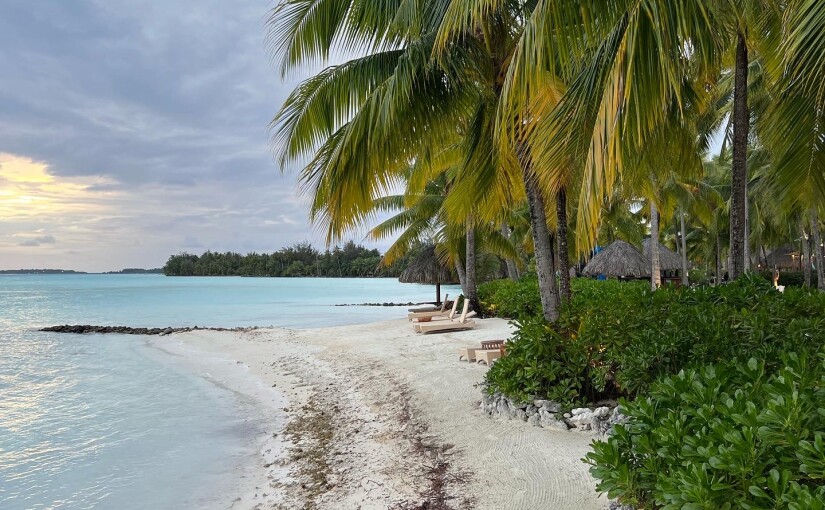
[268,0,825,329]
[586,349,825,509]
[483,276,825,404]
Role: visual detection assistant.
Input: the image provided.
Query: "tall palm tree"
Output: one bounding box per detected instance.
[497,0,825,285]
[268,1,522,308]
[434,1,572,321]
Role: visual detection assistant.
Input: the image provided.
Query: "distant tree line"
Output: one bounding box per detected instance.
[162,241,415,277]
[104,268,164,274]
[0,269,87,274]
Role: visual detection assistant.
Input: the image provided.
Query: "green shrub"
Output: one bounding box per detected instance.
[483,316,594,404]
[585,348,825,509]
[477,275,542,319]
[485,274,825,404]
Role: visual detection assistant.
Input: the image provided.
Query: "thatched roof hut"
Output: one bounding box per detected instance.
[765,245,801,271]
[642,238,683,271]
[399,245,456,303]
[583,240,651,278]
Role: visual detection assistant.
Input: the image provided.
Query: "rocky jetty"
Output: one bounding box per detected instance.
[480,392,628,436]
[40,325,259,335]
[333,302,425,307]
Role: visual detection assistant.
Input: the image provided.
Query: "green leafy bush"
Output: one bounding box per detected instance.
[483,316,594,404]
[477,275,542,319]
[485,274,825,404]
[586,348,825,509]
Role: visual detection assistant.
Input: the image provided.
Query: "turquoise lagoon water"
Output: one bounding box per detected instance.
[0,275,456,509]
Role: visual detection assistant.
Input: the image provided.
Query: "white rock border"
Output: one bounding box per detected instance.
[480,393,627,436]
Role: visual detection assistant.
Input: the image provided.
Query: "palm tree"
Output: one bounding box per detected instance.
[810,210,825,290]
[498,0,825,285]
[434,1,571,321]
[368,166,519,302]
[649,199,662,289]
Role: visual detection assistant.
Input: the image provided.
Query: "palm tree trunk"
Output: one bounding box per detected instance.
[466,221,481,312]
[716,235,722,286]
[810,209,825,291]
[744,182,750,271]
[680,209,689,285]
[455,258,467,296]
[501,223,519,281]
[800,218,812,288]
[730,31,749,279]
[522,164,560,322]
[650,201,661,289]
[556,187,571,303]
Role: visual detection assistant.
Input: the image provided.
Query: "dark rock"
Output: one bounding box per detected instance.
[40,324,256,335]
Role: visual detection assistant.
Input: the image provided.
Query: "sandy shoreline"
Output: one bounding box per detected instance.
[152,318,608,509]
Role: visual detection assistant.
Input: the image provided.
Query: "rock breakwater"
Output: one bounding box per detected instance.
[40,325,261,335]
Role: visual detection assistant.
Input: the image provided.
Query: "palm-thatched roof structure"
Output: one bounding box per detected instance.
[765,245,801,271]
[583,240,651,278]
[642,238,683,271]
[399,245,456,303]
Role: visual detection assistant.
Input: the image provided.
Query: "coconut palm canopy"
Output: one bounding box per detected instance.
[642,239,683,272]
[583,240,651,278]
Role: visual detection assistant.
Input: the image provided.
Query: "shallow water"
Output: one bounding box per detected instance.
[0,275,457,509]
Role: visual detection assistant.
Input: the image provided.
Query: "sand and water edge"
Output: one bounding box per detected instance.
[149,318,609,510]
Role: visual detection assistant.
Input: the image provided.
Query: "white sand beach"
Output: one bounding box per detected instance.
[151,318,609,510]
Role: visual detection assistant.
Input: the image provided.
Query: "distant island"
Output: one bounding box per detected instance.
[1,268,163,275]
[0,269,88,275]
[163,241,416,277]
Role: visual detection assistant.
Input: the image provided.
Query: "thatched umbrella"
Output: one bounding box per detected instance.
[399,245,455,303]
[583,240,651,278]
[642,238,683,271]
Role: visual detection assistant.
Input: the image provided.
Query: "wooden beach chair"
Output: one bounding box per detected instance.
[412,298,463,332]
[475,349,502,365]
[458,340,505,362]
[415,300,476,334]
[407,294,448,313]
[408,296,458,322]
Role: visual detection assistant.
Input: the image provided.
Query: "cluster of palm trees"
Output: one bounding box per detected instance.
[267,0,825,322]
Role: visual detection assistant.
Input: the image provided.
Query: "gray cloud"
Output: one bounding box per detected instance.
[0,0,392,271]
[19,235,57,247]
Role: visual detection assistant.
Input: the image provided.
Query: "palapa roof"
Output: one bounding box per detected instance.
[642,238,683,271]
[398,245,456,284]
[583,240,651,278]
[765,245,801,270]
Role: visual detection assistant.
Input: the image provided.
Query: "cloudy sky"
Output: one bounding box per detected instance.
[0,0,384,271]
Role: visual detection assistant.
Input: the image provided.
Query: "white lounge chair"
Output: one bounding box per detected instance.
[407,294,448,313]
[408,296,458,322]
[415,300,475,334]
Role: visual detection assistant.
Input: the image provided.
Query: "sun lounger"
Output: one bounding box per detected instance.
[408,297,458,322]
[415,300,475,334]
[413,298,470,332]
[408,294,449,313]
